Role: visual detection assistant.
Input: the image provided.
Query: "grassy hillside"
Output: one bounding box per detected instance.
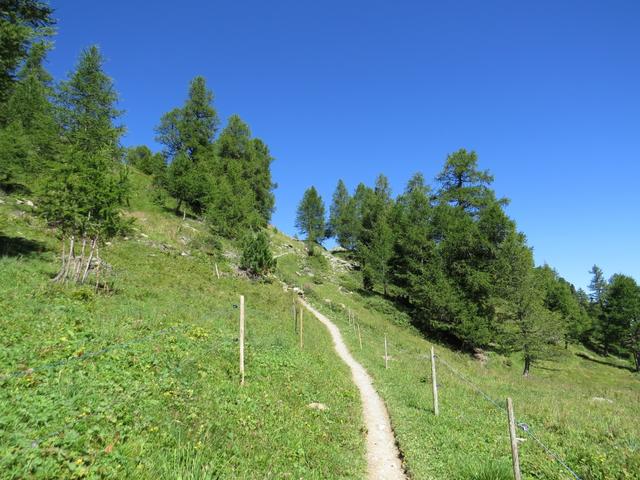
[273,232,640,480]
[0,170,365,479]
[2,168,638,479]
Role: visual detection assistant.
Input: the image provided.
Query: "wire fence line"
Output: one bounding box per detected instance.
[435,354,583,480]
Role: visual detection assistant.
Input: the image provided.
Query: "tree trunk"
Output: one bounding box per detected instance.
[635,350,640,372]
[175,198,182,216]
[522,355,531,377]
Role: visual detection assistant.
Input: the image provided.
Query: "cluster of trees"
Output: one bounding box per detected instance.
[1,1,277,282]
[587,266,640,371]
[296,150,640,373]
[147,77,276,238]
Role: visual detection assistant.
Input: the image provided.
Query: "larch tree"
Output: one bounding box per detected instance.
[589,265,611,354]
[492,234,562,376]
[0,0,54,102]
[0,41,58,187]
[295,186,327,254]
[604,274,640,360]
[41,45,128,285]
[359,174,394,293]
[126,145,165,177]
[207,114,275,238]
[156,76,219,215]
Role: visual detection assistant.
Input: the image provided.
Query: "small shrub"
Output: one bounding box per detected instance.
[240,231,275,277]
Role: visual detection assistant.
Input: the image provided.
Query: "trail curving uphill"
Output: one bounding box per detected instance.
[301,299,407,480]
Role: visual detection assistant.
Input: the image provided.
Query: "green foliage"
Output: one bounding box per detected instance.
[295,186,327,250]
[40,46,128,240]
[0,41,58,188]
[436,148,506,215]
[240,231,275,277]
[0,0,54,102]
[357,175,394,293]
[274,230,640,480]
[207,115,275,237]
[605,274,640,364]
[329,179,358,249]
[156,76,218,214]
[126,145,166,177]
[324,151,586,364]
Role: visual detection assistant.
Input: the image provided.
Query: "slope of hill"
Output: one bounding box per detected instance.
[272,231,640,480]
[0,170,365,479]
[1,169,639,479]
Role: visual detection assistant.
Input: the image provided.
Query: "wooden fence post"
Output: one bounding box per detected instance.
[357,323,362,350]
[215,263,220,279]
[384,334,389,369]
[299,304,304,349]
[431,346,439,416]
[240,295,245,386]
[507,397,522,480]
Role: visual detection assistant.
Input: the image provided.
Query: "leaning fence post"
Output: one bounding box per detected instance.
[431,346,439,416]
[239,295,245,386]
[215,262,220,279]
[507,397,522,480]
[384,334,389,369]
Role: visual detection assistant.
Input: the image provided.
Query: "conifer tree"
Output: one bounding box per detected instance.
[358,174,394,293]
[0,41,58,187]
[492,234,562,375]
[589,265,611,354]
[240,231,276,277]
[604,274,640,358]
[207,114,275,237]
[329,179,358,249]
[41,46,128,285]
[126,145,165,177]
[156,76,218,215]
[436,148,506,215]
[0,0,54,102]
[295,186,326,253]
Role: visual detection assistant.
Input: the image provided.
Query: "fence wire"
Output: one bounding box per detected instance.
[435,353,583,480]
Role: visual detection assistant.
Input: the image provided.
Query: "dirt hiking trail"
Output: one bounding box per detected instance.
[301,299,407,480]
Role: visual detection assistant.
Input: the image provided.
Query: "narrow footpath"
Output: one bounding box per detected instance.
[301,299,407,480]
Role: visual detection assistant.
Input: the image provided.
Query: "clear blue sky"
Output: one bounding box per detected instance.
[46,0,639,290]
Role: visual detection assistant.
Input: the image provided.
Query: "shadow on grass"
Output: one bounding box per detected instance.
[576,352,635,373]
[0,235,47,257]
[160,206,199,220]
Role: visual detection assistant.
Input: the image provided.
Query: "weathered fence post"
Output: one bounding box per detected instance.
[384,334,389,369]
[240,295,245,386]
[215,263,220,279]
[357,323,362,350]
[506,397,522,480]
[431,346,439,416]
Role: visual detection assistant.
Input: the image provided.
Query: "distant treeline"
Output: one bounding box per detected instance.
[296,151,640,373]
[0,1,276,281]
